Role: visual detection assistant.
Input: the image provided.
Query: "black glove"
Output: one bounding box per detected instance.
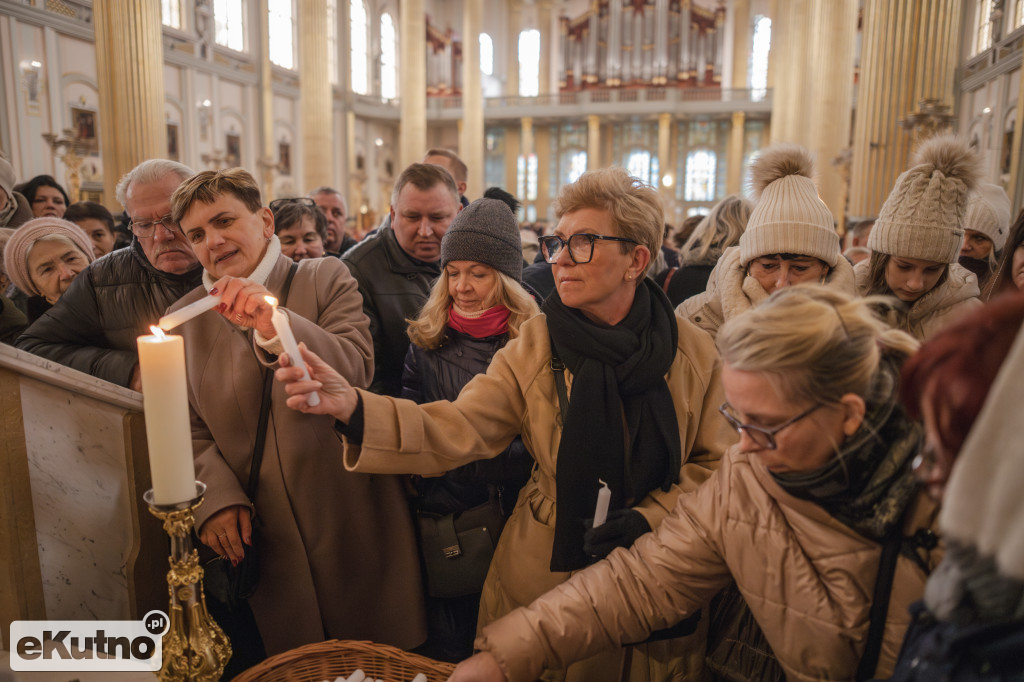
[583,509,651,559]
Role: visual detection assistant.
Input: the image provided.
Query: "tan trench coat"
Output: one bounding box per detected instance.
[175,255,426,655]
[478,446,941,682]
[344,313,736,680]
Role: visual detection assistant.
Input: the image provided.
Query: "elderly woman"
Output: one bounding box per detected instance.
[429,286,941,682]
[883,293,1024,680]
[679,145,855,337]
[20,174,70,219]
[166,168,426,661]
[278,167,733,681]
[269,197,327,262]
[3,217,94,322]
[855,136,982,340]
[402,197,539,662]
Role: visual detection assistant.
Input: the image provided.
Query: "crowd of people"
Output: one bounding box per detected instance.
[1,133,1022,681]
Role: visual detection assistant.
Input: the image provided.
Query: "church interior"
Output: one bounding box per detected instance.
[1,0,1023,678]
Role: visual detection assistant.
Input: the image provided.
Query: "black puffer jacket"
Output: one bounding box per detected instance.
[401,328,533,517]
[16,239,202,386]
[343,226,439,396]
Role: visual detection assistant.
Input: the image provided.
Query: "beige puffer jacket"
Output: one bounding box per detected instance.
[344,312,736,681]
[853,260,981,340]
[677,246,858,338]
[478,446,941,682]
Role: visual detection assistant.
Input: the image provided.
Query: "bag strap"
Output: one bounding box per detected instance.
[661,267,678,293]
[548,336,569,424]
[855,531,902,681]
[246,262,298,503]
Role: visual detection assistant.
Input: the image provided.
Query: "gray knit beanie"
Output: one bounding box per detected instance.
[739,144,840,268]
[869,135,981,264]
[962,181,1011,251]
[440,197,523,280]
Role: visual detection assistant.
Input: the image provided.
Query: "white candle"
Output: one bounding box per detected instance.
[265,296,320,407]
[593,478,611,528]
[137,326,196,504]
[157,294,222,331]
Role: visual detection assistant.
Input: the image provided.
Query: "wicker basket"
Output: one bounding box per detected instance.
[232,639,457,682]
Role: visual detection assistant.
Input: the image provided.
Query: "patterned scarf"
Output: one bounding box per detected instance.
[772,359,922,541]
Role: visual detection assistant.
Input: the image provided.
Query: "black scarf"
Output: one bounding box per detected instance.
[543,278,681,572]
[771,358,922,541]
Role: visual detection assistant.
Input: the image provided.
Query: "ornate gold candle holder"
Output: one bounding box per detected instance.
[145,481,232,681]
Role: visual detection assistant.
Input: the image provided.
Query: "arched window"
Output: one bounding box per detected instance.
[748,15,771,102]
[162,0,181,29]
[625,150,658,187]
[214,0,245,51]
[684,150,717,202]
[480,33,494,76]
[974,0,994,54]
[381,12,397,100]
[351,0,369,95]
[268,0,295,69]
[518,29,540,97]
[327,0,338,84]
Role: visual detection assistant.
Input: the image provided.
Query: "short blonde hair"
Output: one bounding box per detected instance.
[171,167,263,224]
[680,195,753,265]
[407,268,540,350]
[554,167,663,276]
[716,284,919,406]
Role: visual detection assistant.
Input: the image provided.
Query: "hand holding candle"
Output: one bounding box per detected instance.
[158,294,222,331]
[265,295,320,407]
[593,478,611,528]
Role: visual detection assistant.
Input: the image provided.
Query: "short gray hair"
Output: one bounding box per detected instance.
[115,159,195,209]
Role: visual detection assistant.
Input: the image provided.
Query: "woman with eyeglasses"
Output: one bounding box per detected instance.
[269,197,327,262]
[276,167,734,681]
[678,144,856,338]
[421,284,941,682]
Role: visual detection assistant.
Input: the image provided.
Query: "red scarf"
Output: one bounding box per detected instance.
[448,304,511,338]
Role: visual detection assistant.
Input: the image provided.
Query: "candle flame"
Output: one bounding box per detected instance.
[264,295,278,307]
[149,325,167,339]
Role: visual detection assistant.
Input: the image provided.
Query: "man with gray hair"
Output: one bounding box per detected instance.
[309,186,357,256]
[17,159,202,389]
[342,162,461,395]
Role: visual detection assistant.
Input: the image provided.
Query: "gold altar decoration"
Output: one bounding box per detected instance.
[144,482,232,681]
[41,128,93,203]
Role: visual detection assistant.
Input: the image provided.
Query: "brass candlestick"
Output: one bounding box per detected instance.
[145,482,232,681]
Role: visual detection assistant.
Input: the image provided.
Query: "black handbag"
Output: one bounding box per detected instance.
[417,495,506,598]
[203,263,297,608]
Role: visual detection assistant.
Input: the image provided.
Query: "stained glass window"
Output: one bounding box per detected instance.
[351,0,369,95]
[381,12,397,100]
[269,0,295,69]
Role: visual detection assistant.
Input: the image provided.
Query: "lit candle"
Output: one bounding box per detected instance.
[157,294,222,331]
[264,296,320,407]
[593,478,611,528]
[137,326,196,504]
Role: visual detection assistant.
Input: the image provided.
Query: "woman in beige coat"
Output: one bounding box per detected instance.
[278,167,735,681]
[855,135,982,340]
[438,286,943,682]
[678,144,855,338]
[166,169,426,658]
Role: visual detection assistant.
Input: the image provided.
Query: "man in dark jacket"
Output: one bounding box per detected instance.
[16,160,202,389]
[342,163,461,396]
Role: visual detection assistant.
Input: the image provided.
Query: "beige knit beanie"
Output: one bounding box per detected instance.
[3,217,95,297]
[739,144,839,268]
[962,181,1011,251]
[868,135,981,264]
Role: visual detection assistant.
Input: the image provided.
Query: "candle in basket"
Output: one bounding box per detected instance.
[593,478,611,528]
[137,326,196,504]
[264,295,320,406]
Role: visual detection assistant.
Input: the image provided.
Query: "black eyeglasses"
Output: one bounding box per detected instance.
[539,233,640,264]
[269,197,317,212]
[130,214,177,237]
[718,402,823,450]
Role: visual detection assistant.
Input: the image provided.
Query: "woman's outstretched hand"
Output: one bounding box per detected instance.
[447,652,508,682]
[275,342,358,422]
